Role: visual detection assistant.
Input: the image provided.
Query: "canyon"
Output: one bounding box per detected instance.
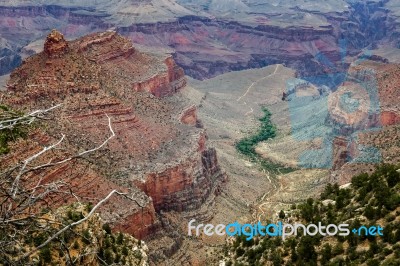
[1,0,400,82]
[0,1,399,265]
[182,54,399,236]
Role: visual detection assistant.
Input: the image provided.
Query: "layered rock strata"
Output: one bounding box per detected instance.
[1,0,399,80]
[0,30,226,238]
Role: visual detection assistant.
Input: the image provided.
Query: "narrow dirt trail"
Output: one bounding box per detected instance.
[256,179,286,221]
[236,65,280,102]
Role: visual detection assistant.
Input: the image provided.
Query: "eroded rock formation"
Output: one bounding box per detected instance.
[44,29,69,57]
[0,30,226,240]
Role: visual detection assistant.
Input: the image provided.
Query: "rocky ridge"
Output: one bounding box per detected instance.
[0,30,226,243]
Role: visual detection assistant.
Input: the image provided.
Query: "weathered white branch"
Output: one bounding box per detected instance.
[10,135,65,198]
[29,114,115,171]
[0,104,62,131]
[1,111,149,263]
[11,114,115,198]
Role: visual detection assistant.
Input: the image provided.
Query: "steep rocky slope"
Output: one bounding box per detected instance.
[329,60,400,184]
[0,29,226,247]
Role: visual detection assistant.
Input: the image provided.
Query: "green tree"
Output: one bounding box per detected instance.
[364,204,375,220]
[271,251,283,266]
[300,198,314,222]
[291,244,298,263]
[333,242,344,256]
[336,194,345,210]
[122,246,129,256]
[82,229,91,244]
[116,232,124,245]
[352,173,369,188]
[102,223,112,234]
[39,246,52,263]
[104,248,114,264]
[236,247,245,257]
[297,236,317,264]
[320,243,332,265]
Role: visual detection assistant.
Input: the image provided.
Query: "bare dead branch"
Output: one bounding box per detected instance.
[0,109,149,264]
[10,135,65,198]
[11,114,115,199]
[0,104,62,131]
[28,114,115,172]
[18,189,142,261]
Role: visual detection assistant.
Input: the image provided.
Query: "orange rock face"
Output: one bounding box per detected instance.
[1,30,226,239]
[179,105,198,126]
[349,61,400,125]
[381,111,400,126]
[132,57,186,97]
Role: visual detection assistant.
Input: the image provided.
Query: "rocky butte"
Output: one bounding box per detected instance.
[0,30,226,241]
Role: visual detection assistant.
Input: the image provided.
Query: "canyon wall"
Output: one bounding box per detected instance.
[1,1,399,82]
[0,30,226,240]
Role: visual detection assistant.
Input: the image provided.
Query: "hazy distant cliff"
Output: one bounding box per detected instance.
[1,0,400,81]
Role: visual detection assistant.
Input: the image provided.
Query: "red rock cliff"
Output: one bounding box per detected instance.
[0,30,226,239]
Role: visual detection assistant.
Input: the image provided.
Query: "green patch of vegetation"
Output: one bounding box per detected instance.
[133,249,143,260]
[0,105,28,155]
[66,209,84,222]
[98,231,142,265]
[0,123,28,155]
[82,229,91,245]
[116,232,124,245]
[236,107,276,156]
[225,164,400,265]
[33,232,49,247]
[39,245,52,264]
[235,107,294,175]
[102,223,112,234]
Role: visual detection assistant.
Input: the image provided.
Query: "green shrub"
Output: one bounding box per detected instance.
[104,248,114,264]
[102,223,112,234]
[39,246,52,263]
[116,232,124,245]
[122,246,129,256]
[0,107,28,154]
[82,229,91,244]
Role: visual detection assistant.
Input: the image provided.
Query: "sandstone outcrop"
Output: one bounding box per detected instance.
[179,105,197,126]
[44,29,69,57]
[0,30,226,240]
